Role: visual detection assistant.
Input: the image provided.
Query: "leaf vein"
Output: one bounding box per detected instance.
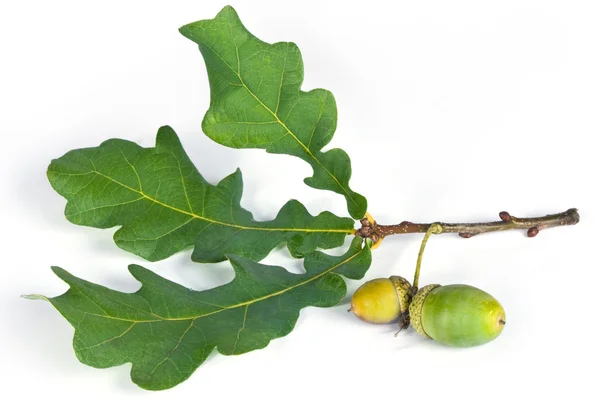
[89,170,350,234]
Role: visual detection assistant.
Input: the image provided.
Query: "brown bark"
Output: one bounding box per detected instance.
[355,208,580,242]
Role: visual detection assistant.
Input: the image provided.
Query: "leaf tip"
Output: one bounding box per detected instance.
[232,167,244,183]
[127,264,147,279]
[50,266,78,285]
[46,159,57,175]
[21,294,49,301]
[156,125,180,145]
[177,25,190,38]
[216,168,244,192]
[218,5,238,18]
[157,125,176,135]
[179,5,238,39]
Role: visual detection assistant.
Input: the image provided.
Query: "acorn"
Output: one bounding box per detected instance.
[410,283,506,347]
[350,276,413,325]
[350,277,506,347]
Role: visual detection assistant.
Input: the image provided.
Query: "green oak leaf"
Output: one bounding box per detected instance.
[179,6,367,220]
[48,125,354,263]
[25,237,371,390]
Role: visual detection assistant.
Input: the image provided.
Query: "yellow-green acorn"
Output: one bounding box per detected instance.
[350,276,412,324]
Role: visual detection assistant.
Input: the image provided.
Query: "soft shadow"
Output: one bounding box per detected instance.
[391,329,429,351]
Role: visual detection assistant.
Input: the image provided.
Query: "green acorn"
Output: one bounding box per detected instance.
[410,284,505,347]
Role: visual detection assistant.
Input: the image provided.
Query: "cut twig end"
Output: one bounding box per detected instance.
[566,208,580,224]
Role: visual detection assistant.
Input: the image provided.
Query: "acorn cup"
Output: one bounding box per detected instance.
[350,223,506,347]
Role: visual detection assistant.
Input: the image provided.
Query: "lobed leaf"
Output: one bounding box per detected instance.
[180,6,367,219]
[30,237,371,390]
[48,126,354,262]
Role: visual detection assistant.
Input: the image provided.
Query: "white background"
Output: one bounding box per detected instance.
[2,0,599,412]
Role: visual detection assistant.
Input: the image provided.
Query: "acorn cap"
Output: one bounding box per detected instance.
[389,276,412,315]
[409,284,441,338]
